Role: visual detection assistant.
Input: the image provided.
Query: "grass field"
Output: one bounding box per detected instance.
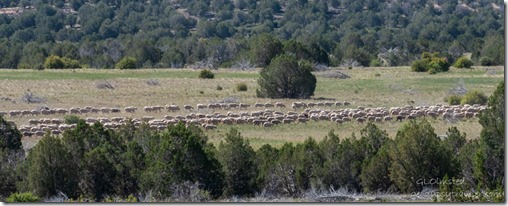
[1,66,503,149]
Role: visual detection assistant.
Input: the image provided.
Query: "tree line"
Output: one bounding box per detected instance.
[0,0,503,69]
[0,81,504,202]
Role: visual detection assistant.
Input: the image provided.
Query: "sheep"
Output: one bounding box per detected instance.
[111,117,124,122]
[55,108,67,115]
[22,131,33,137]
[204,124,217,130]
[356,117,366,123]
[263,122,273,127]
[85,117,97,124]
[125,106,138,113]
[316,102,325,107]
[90,108,100,113]
[275,102,286,108]
[166,105,180,112]
[98,117,110,124]
[254,103,264,108]
[239,103,250,109]
[111,108,121,113]
[197,104,207,110]
[144,106,153,112]
[9,110,21,117]
[343,101,351,106]
[307,102,316,108]
[21,110,32,116]
[29,119,40,125]
[100,107,110,113]
[35,131,45,137]
[51,118,62,125]
[41,109,51,115]
[228,103,239,109]
[78,108,89,114]
[69,107,81,114]
[51,130,61,135]
[184,105,194,110]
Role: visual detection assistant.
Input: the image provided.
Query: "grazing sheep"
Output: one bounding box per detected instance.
[125,106,137,113]
[275,102,286,108]
[307,102,316,108]
[263,122,273,127]
[254,103,264,108]
[100,107,110,113]
[228,103,239,108]
[51,119,62,125]
[9,110,21,117]
[111,108,121,113]
[51,130,61,135]
[166,105,180,112]
[35,131,45,137]
[90,108,100,113]
[21,110,32,116]
[204,124,217,130]
[144,106,153,112]
[239,103,250,109]
[29,119,40,125]
[343,101,351,106]
[316,102,325,107]
[69,107,81,114]
[22,131,33,137]
[184,105,194,110]
[197,104,207,110]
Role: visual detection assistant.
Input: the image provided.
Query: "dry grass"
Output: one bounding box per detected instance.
[0,66,503,148]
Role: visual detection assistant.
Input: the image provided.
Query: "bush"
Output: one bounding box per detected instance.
[115,57,137,69]
[369,58,382,67]
[410,52,450,73]
[62,57,81,69]
[454,56,473,69]
[44,55,81,69]
[44,55,65,69]
[5,192,41,202]
[445,95,463,105]
[64,115,81,124]
[257,55,316,99]
[461,90,488,105]
[216,85,223,91]
[199,69,215,79]
[236,83,248,91]
[480,57,494,66]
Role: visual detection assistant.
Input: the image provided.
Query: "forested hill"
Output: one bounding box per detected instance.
[0,0,503,69]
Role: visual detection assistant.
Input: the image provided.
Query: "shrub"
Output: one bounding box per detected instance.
[257,54,316,99]
[236,83,248,91]
[216,85,223,91]
[461,90,488,105]
[5,192,41,202]
[480,57,494,66]
[410,52,450,73]
[61,57,81,68]
[64,115,81,124]
[444,95,463,105]
[44,55,65,69]
[199,69,215,79]
[115,57,137,69]
[454,56,473,69]
[369,58,382,67]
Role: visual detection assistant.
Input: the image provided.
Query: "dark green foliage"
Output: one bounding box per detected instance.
[250,33,282,67]
[199,69,215,79]
[475,82,504,190]
[64,115,81,124]
[257,54,316,99]
[43,55,81,69]
[461,90,488,105]
[444,127,466,155]
[0,116,22,151]
[27,134,78,198]
[216,85,223,91]
[235,83,247,91]
[79,146,118,201]
[479,57,494,66]
[255,144,279,194]
[115,57,137,70]
[411,52,450,74]
[217,128,258,197]
[5,192,41,202]
[453,56,473,69]
[0,148,24,200]
[293,138,324,192]
[141,123,224,199]
[360,143,393,193]
[389,119,460,193]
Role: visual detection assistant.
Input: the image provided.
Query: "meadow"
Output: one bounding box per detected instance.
[0,66,503,149]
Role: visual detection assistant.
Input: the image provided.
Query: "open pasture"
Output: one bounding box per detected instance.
[0,66,503,149]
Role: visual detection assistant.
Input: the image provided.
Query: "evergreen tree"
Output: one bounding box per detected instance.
[217,128,258,197]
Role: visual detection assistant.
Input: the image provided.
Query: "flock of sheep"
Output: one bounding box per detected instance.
[4,101,487,138]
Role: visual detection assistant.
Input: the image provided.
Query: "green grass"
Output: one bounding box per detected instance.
[6,66,503,149]
[0,69,259,80]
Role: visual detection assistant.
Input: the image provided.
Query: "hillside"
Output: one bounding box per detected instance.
[0,0,504,69]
